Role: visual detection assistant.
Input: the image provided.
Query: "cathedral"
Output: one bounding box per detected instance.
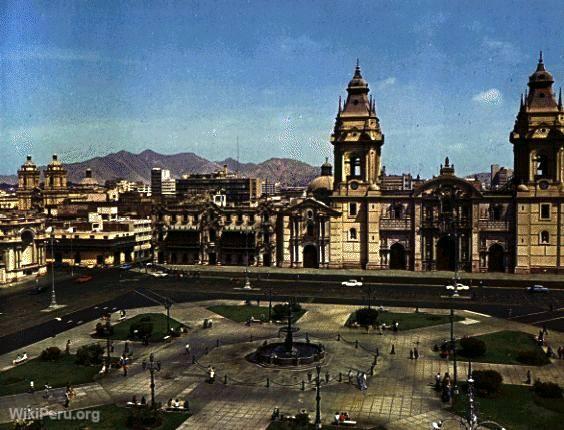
[154,54,563,274]
[308,54,563,274]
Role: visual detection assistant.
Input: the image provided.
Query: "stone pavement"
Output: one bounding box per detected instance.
[0,299,563,429]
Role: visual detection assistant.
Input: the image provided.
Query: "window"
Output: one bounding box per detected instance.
[349,228,357,240]
[540,231,550,244]
[540,204,550,220]
[491,205,502,221]
[350,155,361,177]
[393,204,402,220]
[536,154,548,177]
[349,203,357,217]
[307,210,314,220]
[306,223,314,236]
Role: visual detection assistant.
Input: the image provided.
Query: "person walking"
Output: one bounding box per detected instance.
[409,349,414,359]
[65,340,71,355]
[414,347,420,360]
[185,343,191,355]
[526,370,532,385]
[434,372,441,391]
[347,369,353,384]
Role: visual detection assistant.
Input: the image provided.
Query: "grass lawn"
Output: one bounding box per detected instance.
[208,305,306,323]
[451,383,564,430]
[0,354,99,396]
[457,330,550,365]
[0,404,190,429]
[111,313,184,342]
[347,310,463,331]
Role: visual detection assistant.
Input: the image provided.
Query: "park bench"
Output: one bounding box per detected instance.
[12,353,28,365]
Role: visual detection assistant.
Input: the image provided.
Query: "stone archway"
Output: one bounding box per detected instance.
[488,243,505,272]
[303,245,319,269]
[436,235,456,271]
[389,242,407,270]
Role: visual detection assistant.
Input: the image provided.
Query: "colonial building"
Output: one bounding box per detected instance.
[0,212,47,284]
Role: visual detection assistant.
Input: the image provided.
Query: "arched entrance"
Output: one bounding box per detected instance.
[303,245,319,269]
[488,243,505,272]
[389,243,407,270]
[436,236,456,271]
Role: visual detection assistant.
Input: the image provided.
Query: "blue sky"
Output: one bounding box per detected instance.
[1,0,563,177]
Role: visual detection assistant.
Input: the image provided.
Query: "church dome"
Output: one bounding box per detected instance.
[307,175,334,194]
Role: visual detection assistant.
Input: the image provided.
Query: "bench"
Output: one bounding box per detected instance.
[12,354,29,365]
[333,421,357,427]
[164,406,187,412]
[163,335,171,343]
[249,317,263,324]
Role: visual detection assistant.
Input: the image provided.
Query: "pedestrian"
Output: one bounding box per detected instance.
[64,390,70,408]
[542,324,548,335]
[362,372,367,390]
[414,347,420,360]
[526,370,531,385]
[409,349,414,359]
[347,369,353,384]
[390,344,395,354]
[29,380,34,393]
[435,372,441,391]
[65,339,71,355]
[185,343,191,355]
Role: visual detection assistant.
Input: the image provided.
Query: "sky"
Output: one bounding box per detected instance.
[0,0,563,177]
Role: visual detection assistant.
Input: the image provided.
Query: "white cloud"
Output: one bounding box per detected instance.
[376,77,397,90]
[3,46,139,65]
[482,38,523,64]
[472,88,503,105]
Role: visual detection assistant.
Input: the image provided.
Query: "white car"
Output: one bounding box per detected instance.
[341,279,363,287]
[526,284,549,293]
[151,271,168,278]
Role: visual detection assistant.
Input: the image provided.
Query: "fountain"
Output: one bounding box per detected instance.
[253,300,325,366]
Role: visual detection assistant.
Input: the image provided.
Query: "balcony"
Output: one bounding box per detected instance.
[380,218,411,230]
[478,220,511,231]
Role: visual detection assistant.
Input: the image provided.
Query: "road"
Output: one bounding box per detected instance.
[0,267,562,355]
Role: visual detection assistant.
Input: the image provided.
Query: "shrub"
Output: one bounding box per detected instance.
[517,350,547,366]
[40,346,61,362]
[129,320,154,339]
[473,370,503,397]
[460,337,486,358]
[272,302,302,321]
[354,307,379,327]
[126,407,163,429]
[75,343,104,366]
[533,381,563,398]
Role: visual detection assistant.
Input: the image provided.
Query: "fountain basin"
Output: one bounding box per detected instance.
[254,341,325,366]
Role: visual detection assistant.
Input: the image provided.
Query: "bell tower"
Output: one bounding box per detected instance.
[329,61,385,269]
[510,52,564,273]
[17,155,40,211]
[331,60,384,192]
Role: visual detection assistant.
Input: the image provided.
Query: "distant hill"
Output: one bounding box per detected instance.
[1,150,320,187]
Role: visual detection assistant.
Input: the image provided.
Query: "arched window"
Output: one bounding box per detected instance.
[491,205,502,221]
[307,210,314,220]
[536,154,548,178]
[540,231,550,244]
[349,228,357,240]
[393,204,403,220]
[351,155,362,177]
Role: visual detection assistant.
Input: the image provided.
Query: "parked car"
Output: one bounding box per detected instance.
[151,271,168,278]
[341,279,363,287]
[526,284,549,293]
[76,275,93,283]
[120,264,132,270]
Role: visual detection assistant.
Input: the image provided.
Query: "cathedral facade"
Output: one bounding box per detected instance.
[93,56,563,275]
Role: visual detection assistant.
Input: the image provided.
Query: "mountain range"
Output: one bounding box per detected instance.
[0,150,320,187]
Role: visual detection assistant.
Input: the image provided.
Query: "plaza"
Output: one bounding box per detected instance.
[0,294,562,429]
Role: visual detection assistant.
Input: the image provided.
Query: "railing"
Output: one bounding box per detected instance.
[478,220,511,231]
[380,218,411,230]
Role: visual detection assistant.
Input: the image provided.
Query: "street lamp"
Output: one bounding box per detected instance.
[444,282,469,395]
[314,363,322,429]
[142,353,161,408]
[45,226,57,309]
[431,362,506,430]
[164,296,172,334]
[67,225,74,277]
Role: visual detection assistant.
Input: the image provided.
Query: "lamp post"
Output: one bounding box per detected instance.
[67,225,74,277]
[314,363,322,429]
[142,353,161,408]
[266,286,274,321]
[105,320,112,374]
[45,227,57,309]
[431,362,506,430]
[164,296,172,334]
[445,282,470,395]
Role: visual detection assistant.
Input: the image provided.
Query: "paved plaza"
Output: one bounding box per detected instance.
[0,299,562,429]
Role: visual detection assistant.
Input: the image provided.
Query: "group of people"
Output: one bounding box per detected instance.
[334,411,353,425]
[64,384,76,408]
[434,372,452,403]
[409,347,420,360]
[166,398,189,410]
[129,395,147,407]
[346,369,367,391]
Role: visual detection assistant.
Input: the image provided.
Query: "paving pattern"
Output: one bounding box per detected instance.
[0,299,562,429]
